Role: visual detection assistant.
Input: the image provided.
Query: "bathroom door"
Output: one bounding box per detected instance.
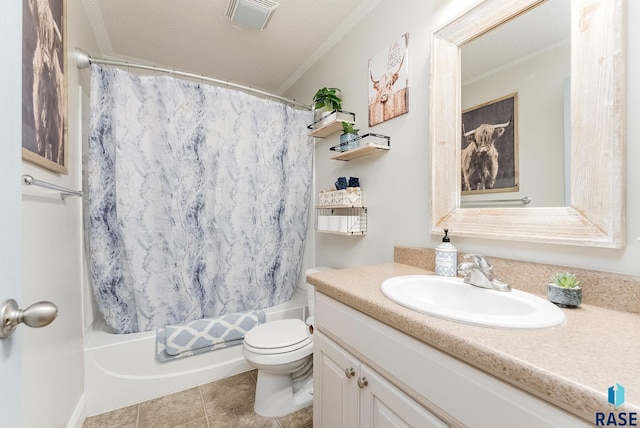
[0,164,23,427]
[0,150,23,424]
[1,2,26,425]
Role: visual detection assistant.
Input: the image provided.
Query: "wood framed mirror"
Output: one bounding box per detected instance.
[430,0,626,247]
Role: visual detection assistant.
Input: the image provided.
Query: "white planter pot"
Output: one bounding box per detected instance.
[313,107,331,122]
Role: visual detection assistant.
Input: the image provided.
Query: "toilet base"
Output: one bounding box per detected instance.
[253,370,313,418]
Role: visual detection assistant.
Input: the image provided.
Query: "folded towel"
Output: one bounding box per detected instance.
[156,310,266,362]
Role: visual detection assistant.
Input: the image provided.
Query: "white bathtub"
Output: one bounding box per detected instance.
[84,288,308,416]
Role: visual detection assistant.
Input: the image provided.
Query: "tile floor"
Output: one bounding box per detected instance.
[82,371,312,428]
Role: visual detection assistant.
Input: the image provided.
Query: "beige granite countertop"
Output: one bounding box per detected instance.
[307,263,640,423]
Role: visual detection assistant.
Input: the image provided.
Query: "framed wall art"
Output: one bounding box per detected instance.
[22,0,68,174]
[368,33,409,127]
[461,93,518,194]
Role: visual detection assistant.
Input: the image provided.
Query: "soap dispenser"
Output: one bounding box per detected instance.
[435,229,457,277]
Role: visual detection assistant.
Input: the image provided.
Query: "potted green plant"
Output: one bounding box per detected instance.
[547,272,582,308]
[312,87,342,122]
[339,122,360,152]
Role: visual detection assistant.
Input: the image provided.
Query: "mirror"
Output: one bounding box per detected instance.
[430,0,626,247]
[460,0,570,207]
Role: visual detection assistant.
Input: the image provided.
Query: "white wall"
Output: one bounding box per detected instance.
[20,1,100,426]
[285,0,640,276]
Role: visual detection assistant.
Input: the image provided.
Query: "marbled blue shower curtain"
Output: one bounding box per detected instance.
[88,65,313,334]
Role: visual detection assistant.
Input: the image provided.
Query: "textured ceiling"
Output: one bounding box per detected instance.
[81,0,571,96]
[81,0,382,95]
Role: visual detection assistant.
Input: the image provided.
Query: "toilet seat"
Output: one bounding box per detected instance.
[244,319,311,355]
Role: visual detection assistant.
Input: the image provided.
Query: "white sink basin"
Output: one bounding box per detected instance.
[380,275,565,329]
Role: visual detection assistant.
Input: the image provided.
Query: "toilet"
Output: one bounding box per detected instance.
[243,267,332,417]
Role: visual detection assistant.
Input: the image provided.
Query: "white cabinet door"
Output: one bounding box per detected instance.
[315,331,448,428]
[360,365,448,428]
[314,331,360,428]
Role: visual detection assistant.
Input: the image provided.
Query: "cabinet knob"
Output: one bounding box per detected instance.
[357,377,369,389]
[344,367,355,379]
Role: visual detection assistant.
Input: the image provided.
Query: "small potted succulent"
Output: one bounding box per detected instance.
[312,87,342,123]
[547,272,582,308]
[339,122,360,152]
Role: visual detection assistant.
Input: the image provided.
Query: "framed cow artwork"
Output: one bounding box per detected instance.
[461,93,519,194]
[368,33,409,127]
[22,0,68,174]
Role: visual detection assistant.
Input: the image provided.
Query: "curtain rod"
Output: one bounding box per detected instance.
[74,48,311,111]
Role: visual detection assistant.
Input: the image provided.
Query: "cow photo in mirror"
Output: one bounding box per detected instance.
[368,33,409,127]
[461,93,518,194]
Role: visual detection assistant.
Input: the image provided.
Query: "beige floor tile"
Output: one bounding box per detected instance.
[138,387,205,428]
[174,417,210,428]
[200,372,256,415]
[82,405,138,428]
[207,401,279,428]
[277,405,312,428]
[82,370,313,428]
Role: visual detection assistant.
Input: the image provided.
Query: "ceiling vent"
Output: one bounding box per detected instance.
[225,0,279,31]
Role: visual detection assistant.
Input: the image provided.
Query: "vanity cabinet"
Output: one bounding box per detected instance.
[313,292,590,428]
[315,331,446,428]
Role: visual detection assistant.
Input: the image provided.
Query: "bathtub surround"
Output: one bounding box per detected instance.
[84,290,306,416]
[87,65,313,333]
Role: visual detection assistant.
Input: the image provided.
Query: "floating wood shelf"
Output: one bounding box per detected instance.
[331,143,390,161]
[307,110,356,138]
[329,133,391,161]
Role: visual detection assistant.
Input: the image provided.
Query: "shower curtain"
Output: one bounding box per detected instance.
[88,65,313,334]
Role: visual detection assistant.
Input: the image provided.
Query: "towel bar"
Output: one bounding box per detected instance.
[22,175,83,200]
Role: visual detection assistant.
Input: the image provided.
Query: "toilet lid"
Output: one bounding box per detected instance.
[244,319,310,351]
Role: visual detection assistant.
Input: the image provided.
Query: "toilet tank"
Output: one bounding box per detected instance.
[304,267,333,318]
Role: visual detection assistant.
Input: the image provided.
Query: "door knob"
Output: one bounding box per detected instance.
[344,367,355,379]
[0,299,58,339]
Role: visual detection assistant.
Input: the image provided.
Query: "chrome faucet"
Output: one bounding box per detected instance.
[457,254,511,292]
